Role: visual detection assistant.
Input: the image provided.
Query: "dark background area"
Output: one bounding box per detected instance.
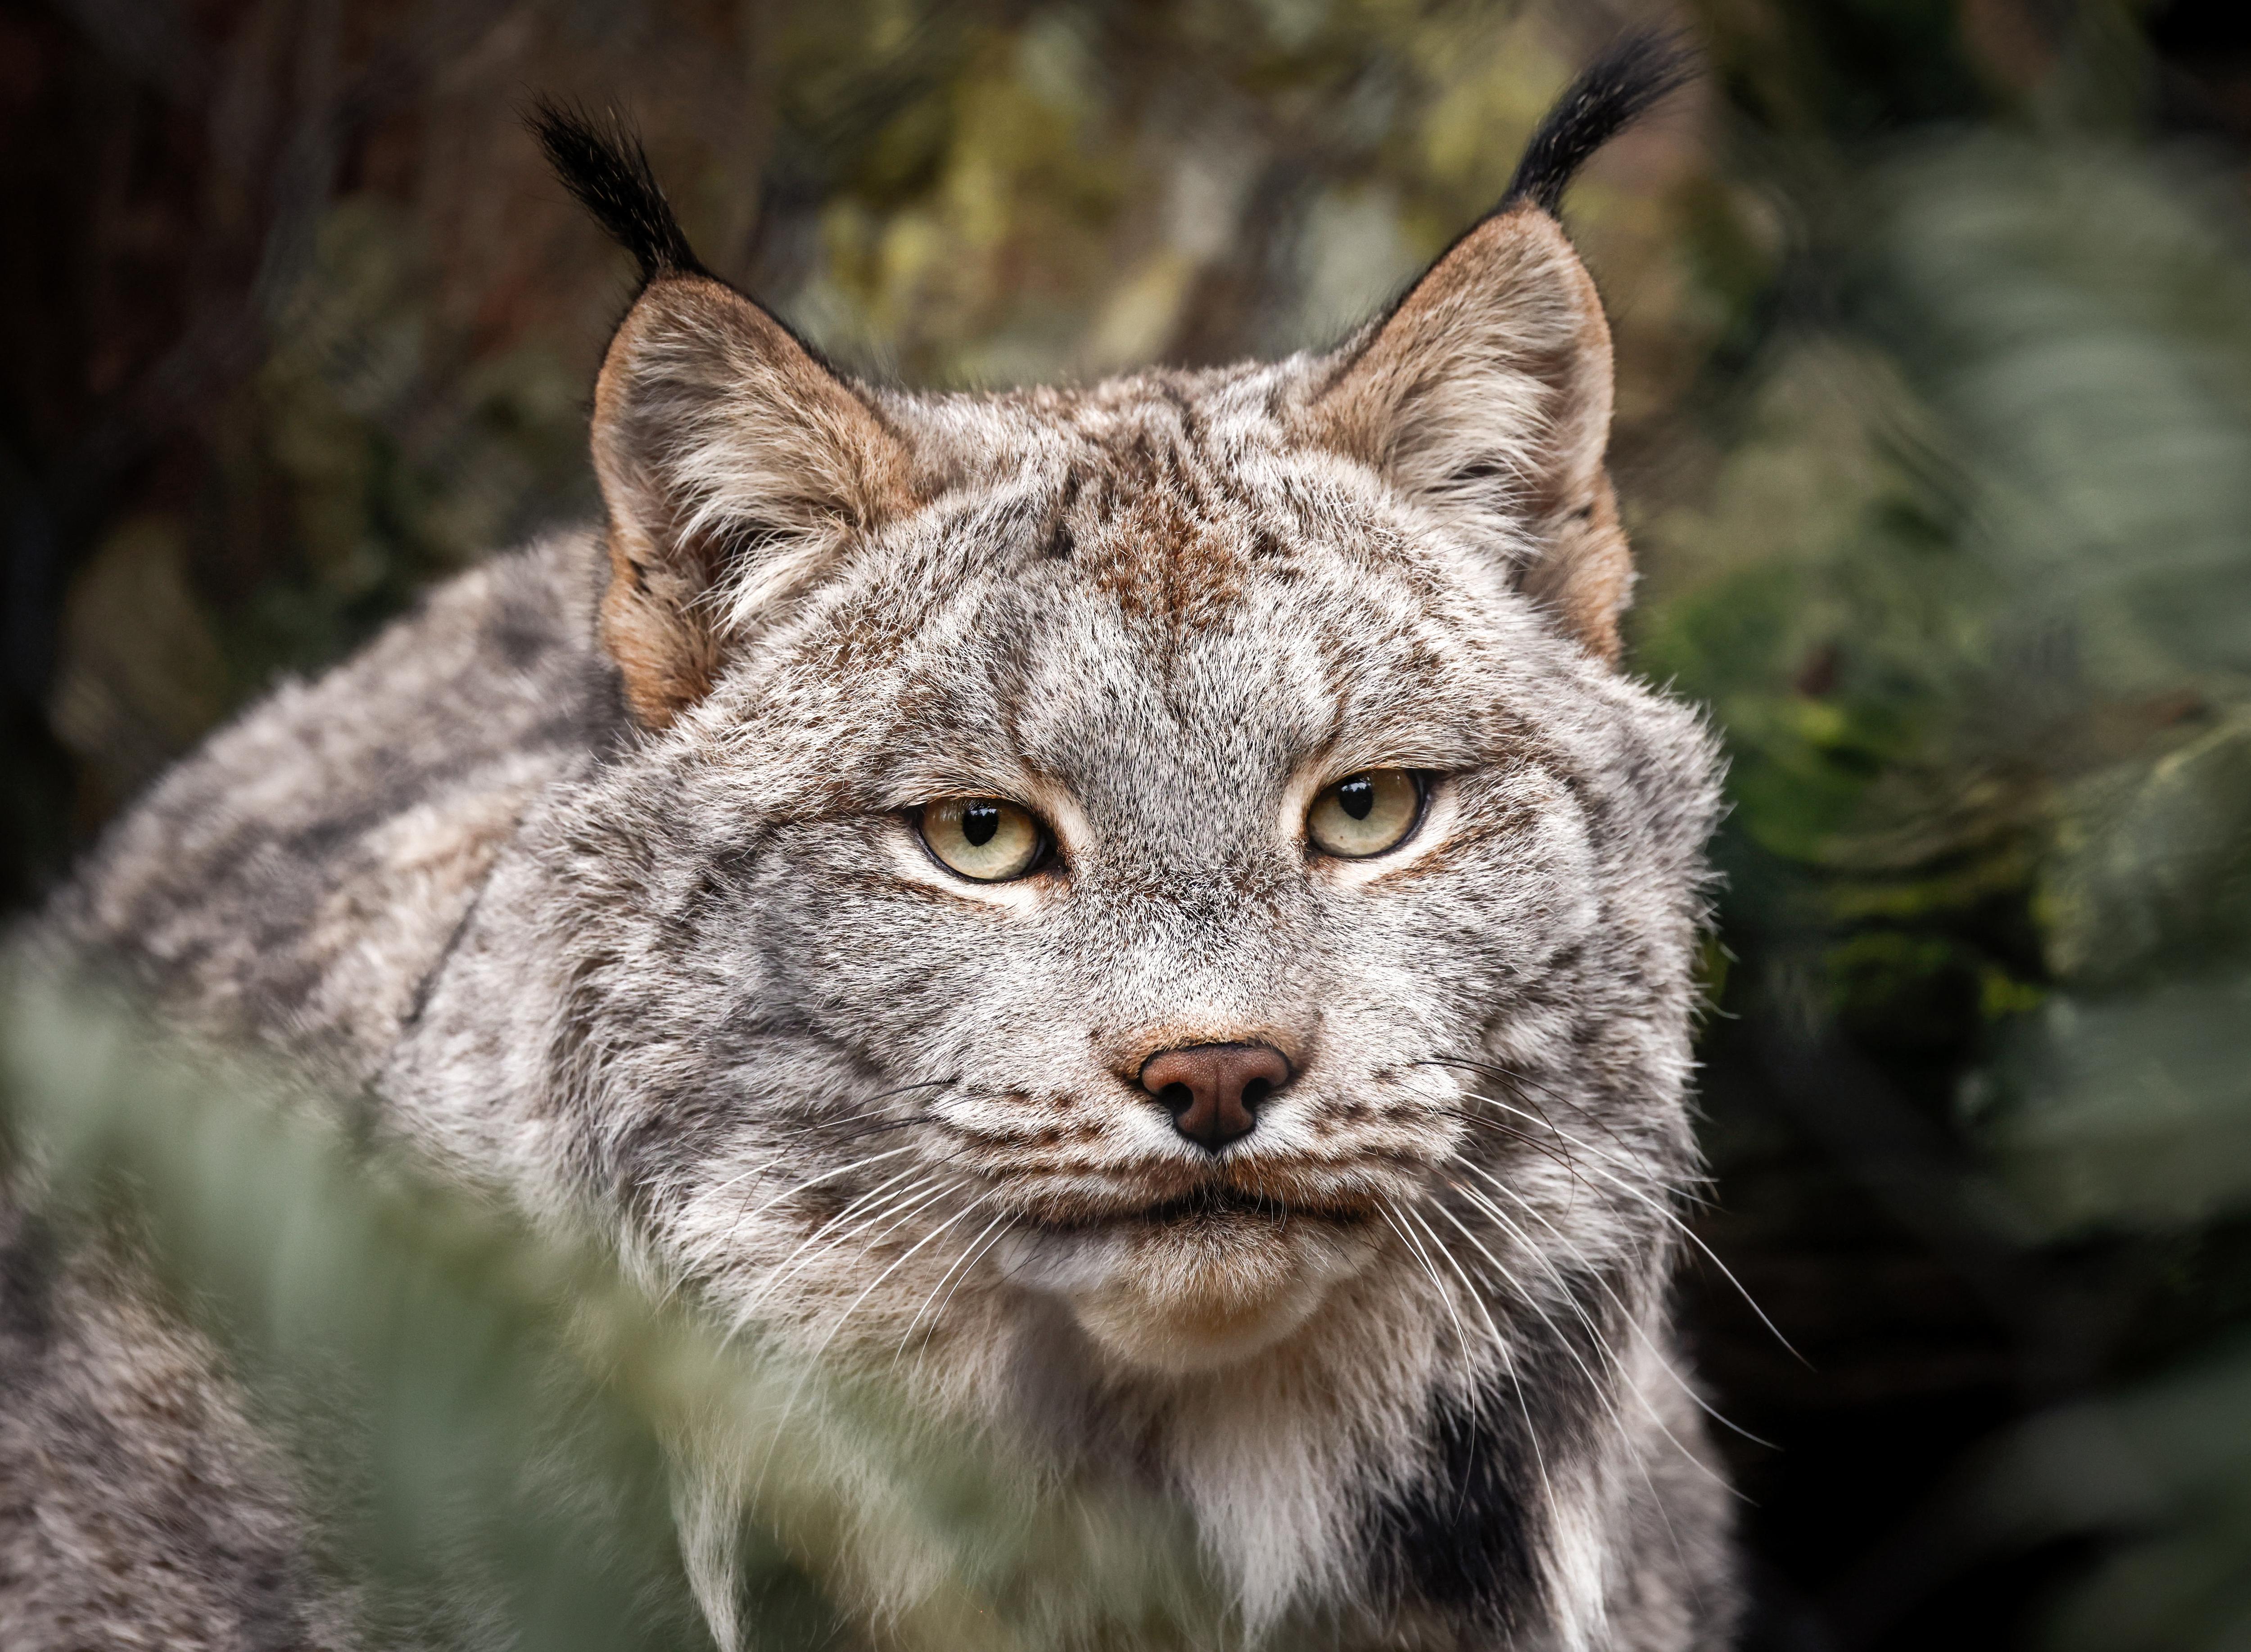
[5,1,2250,1647]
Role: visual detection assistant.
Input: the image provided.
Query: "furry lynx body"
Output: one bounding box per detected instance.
[5,37,1738,1651]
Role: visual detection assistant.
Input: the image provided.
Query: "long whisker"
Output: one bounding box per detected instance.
[1397,1082,1668,1246]
[890,1206,1014,1372]
[752,1186,987,1499]
[698,1076,961,1249]
[1439,1187,1726,1591]
[733,1172,957,1325]
[818,1190,993,1361]
[665,1142,932,1308]
[1396,1067,1783,1431]
[1450,1168,1639,1386]
[1444,1056,1722,1210]
[720,1168,943,1329]
[1421,1183,1718,1571]
[1446,1179,1735,1491]
[691,1155,928,1291]
[1386,1193,1563,1490]
[1404,1094,1594,1185]
[1460,1166,1776,1452]
[1397,1201,1509,1363]
[704,1141,925,1240]
[1408,1078,1652,1184]
[827,1177,964,1278]
[1445,1194,1713,1597]
[1392,1200,1560,1513]
[922,1217,1015,1345]
[1454,1091,1801,1363]
[1413,1056,1651,1169]
[719,1141,926,1240]
[1379,1200,1473,1358]
[699,1081,955,1207]
[1421,1187,1618,1411]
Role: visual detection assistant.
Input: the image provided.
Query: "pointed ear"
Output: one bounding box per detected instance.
[1301,203,1630,661]
[590,275,913,726]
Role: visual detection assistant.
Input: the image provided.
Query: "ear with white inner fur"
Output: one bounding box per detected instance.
[590,274,913,727]
[1301,203,1631,664]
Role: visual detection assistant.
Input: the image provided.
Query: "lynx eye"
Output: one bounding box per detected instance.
[1306,769,1425,859]
[918,797,1048,882]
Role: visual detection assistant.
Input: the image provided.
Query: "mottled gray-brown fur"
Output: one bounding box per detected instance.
[6,40,1738,1652]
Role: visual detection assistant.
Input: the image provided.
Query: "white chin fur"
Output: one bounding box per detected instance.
[995,1212,1383,1376]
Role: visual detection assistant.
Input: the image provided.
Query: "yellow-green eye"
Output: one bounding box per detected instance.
[1306,769,1425,858]
[918,797,1048,882]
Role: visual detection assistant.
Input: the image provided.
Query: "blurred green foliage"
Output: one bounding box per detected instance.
[1645,4,2251,1644]
[1,974,1239,1651]
[6,0,2250,1647]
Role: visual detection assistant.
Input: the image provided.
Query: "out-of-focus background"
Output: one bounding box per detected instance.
[4,0,2248,1646]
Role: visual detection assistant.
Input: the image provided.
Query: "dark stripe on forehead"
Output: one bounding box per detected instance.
[1044,471,1082,560]
[1152,377,1205,445]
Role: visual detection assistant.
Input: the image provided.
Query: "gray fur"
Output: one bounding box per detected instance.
[0,1203,347,1652]
[7,120,1737,1652]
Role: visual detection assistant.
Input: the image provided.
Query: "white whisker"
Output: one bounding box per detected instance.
[1379,1199,1473,1360]
[1392,1200,1561,1514]
[714,1160,933,1291]
[687,1140,925,1277]
[752,1187,989,1499]
[724,1169,947,1333]
[1454,1090,1800,1362]
[1446,1179,1731,1494]
[1422,1183,1714,1584]
[1465,1166,1776,1452]
[891,1206,1013,1371]
[1398,1075,1649,1183]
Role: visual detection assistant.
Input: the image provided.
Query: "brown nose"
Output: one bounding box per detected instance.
[1139,1043,1292,1151]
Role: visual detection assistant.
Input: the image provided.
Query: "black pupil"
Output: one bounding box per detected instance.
[962,803,1001,847]
[1339,776,1375,820]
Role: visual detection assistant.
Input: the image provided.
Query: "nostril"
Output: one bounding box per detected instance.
[1136,1042,1293,1151]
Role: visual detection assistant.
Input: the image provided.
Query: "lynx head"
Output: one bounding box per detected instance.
[528,41,1717,1390]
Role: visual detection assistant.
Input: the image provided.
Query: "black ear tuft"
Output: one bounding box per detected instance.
[1503,32,1696,217]
[527,100,706,283]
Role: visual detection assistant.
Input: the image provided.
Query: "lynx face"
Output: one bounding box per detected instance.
[586,377,1689,1379]
[520,228,1719,1415]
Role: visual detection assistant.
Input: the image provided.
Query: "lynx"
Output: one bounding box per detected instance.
[4,35,1736,1652]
